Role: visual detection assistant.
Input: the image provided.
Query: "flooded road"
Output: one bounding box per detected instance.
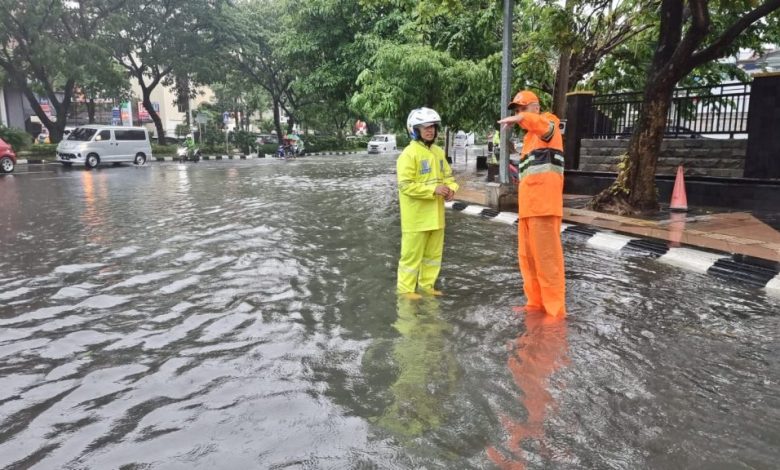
[0,157,778,469]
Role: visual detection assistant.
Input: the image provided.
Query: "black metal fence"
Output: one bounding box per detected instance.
[591,83,751,139]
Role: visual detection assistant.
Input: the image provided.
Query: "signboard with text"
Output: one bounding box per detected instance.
[137,102,160,122]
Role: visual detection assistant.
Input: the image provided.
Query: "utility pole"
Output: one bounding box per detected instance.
[499,0,513,184]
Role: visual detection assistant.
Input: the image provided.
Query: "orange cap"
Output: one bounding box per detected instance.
[508,90,539,109]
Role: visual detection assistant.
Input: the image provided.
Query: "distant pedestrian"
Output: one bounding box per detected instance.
[396,107,459,300]
[490,126,500,164]
[185,134,196,158]
[498,90,566,317]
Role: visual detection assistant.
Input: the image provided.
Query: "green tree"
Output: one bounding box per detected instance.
[102,0,222,144]
[591,0,780,214]
[78,60,130,124]
[273,0,376,137]
[538,0,655,116]
[351,1,502,132]
[212,0,300,141]
[0,0,115,142]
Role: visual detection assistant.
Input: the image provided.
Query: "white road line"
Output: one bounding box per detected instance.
[765,274,780,297]
[658,247,724,274]
[587,232,633,251]
[461,205,485,216]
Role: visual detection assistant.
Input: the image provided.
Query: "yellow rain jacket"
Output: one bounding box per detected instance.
[396,140,459,232]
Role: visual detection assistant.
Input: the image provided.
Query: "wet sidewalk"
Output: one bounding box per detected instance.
[449,153,780,263]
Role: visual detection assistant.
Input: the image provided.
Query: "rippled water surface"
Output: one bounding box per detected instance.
[1,157,778,469]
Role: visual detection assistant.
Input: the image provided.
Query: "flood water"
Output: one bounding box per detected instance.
[0,156,778,469]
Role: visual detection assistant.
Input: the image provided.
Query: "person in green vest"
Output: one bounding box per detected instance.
[184,134,196,160]
[490,126,501,164]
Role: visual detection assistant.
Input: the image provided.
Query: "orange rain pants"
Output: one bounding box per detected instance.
[518,216,566,317]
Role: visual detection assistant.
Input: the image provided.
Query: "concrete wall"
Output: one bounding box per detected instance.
[565,172,780,211]
[2,87,29,131]
[0,87,7,127]
[579,138,747,178]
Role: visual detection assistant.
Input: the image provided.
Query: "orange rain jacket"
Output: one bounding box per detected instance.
[515,112,564,218]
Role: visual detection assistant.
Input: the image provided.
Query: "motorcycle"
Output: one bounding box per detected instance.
[177,145,201,162]
[276,140,302,159]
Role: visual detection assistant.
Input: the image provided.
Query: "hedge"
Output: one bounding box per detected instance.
[0,126,32,152]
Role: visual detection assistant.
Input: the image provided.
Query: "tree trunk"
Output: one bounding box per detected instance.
[626,84,675,210]
[272,97,283,143]
[590,82,674,214]
[552,47,571,118]
[87,98,96,124]
[142,89,166,145]
[17,77,73,143]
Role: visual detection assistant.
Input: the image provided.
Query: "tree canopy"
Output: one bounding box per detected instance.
[1,0,778,149]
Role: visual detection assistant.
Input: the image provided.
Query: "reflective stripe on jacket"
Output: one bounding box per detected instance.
[397,140,459,232]
[516,112,564,218]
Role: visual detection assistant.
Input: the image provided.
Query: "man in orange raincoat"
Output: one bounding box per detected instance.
[498,91,566,317]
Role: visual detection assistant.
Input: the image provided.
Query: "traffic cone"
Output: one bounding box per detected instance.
[670,165,688,212]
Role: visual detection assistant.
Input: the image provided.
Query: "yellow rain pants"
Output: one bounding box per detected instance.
[397,229,445,294]
[518,216,566,317]
[396,140,458,294]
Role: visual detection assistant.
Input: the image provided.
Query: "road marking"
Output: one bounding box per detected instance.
[6,170,61,175]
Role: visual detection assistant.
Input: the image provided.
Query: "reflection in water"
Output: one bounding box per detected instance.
[0,157,777,468]
[177,164,190,193]
[376,296,459,437]
[488,312,569,469]
[668,211,686,247]
[0,175,21,241]
[79,170,107,244]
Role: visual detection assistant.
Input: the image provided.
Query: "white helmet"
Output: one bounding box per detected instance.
[406,107,441,139]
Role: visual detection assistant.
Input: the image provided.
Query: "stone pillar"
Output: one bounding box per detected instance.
[486,182,518,212]
[745,72,780,178]
[563,91,595,170]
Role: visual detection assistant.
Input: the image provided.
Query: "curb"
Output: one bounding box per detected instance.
[155,154,256,162]
[16,151,370,165]
[308,151,362,156]
[446,200,780,297]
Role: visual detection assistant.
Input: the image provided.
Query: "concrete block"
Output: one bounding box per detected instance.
[486,182,518,212]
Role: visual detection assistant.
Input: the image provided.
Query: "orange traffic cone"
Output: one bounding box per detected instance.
[670,165,688,212]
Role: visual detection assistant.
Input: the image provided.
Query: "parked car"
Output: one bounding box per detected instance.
[56,125,152,169]
[367,134,397,154]
[0,137,17,173]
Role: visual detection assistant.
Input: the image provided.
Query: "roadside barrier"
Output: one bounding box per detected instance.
[446,200,780,297]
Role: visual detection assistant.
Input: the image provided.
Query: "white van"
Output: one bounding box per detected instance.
[367,134,397,154]
[56,125,152,168]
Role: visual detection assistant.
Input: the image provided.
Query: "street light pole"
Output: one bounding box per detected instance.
[499,0,513,184]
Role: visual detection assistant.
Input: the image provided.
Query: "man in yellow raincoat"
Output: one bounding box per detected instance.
[397,107,459,299]
[498,91,566,317]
